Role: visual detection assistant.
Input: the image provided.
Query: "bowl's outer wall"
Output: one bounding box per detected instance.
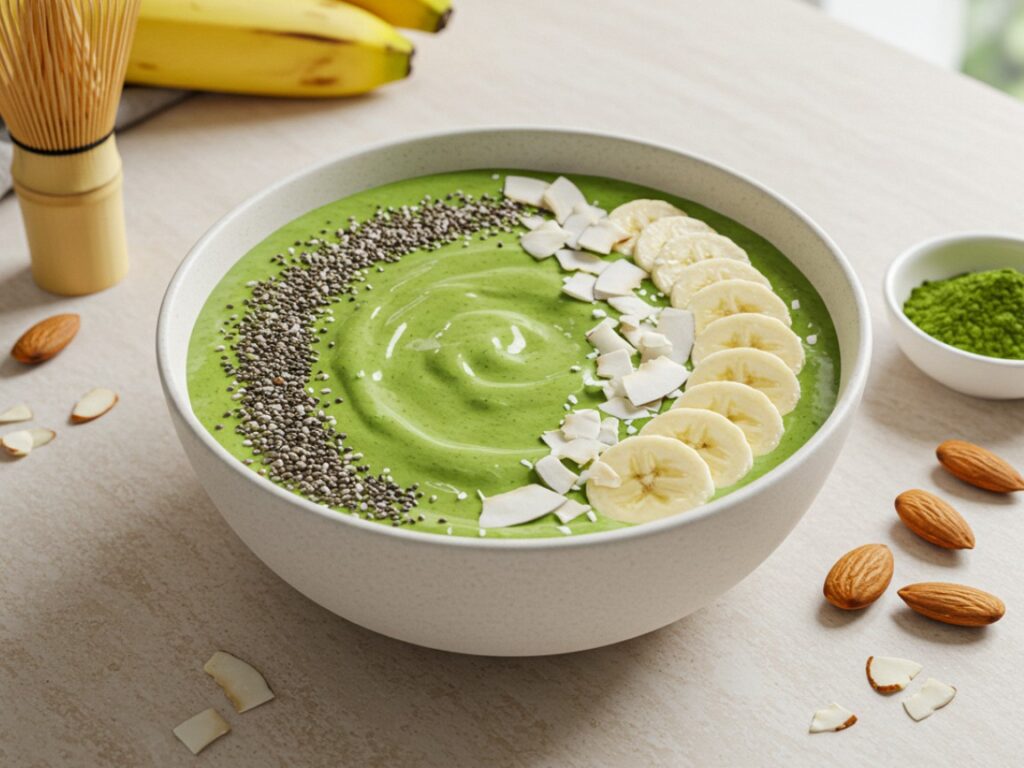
[159,129,870,655]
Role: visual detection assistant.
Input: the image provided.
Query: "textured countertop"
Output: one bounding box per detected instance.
[2,0,1022,764]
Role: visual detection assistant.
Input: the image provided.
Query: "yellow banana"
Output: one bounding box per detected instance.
[345,0,453,32]
[127,0,413,97]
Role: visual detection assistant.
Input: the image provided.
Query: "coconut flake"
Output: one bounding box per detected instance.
[520,213,546,230]
[596,349,635,380]
[638,330,674,362]
[71,388,118,423]
[598,417,620,446]
[585,319,635,355]
[601,379,625,399]
[608,295,659,319]
[903,678,956,721]
[533,454,577,494]
[656,308,695,364]
[561,409,601,440]
[622,357,689,407]
[479,484,567,528]
[173,708,230,755]
[555,248,609,274]
[28,428,56,448]
[0,403,32,424]
[559,438,604,466]
[554,498,590,524]
[588,460,622,488]
[504,176,549,207]
[578,220,629,255]
[204,651,275,713]
[541,429,571,454]
[594,259,647,299]
[542,176,587,223]
[1,430,33,457]
[562,272,597,302]
[809,703,857,733]
[866,656,923,694]
[599,397,649,421]
[520,220,569,259]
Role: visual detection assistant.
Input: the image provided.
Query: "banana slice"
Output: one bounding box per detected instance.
[640,408,753,488]
[672,381,784,456]
[687,348,801,415]
[608,199,687,256]
[585,435,714,524]
[668,258,771,307]
[652,234,749,289]
[633,215,716,271]
[693,314,805,373]
[687,279,791,334]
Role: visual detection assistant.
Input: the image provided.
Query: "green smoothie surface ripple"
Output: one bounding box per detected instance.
[187,170,840,539]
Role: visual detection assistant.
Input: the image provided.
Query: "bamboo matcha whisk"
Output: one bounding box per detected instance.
[0,0,140,295]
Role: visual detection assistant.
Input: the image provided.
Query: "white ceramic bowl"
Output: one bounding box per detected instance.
[157,128,871,656]
[884,232,1024,399]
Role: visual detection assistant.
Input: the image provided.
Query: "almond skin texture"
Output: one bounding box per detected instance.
[895,489,975,550]
[898,582,1005,627]
[937,440,1024,493]
[11,313,80,364]
[823,544,894,610]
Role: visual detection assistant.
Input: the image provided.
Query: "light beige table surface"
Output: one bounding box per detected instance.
[2,1,1023,765]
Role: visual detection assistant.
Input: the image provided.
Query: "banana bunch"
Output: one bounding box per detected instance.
[127,0,452,97]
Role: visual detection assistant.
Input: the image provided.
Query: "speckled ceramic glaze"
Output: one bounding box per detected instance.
[157,128,871,656]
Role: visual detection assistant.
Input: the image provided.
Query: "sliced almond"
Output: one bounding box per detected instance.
[936,439,1024,493]
[822,543,893,610]
[866,656,923,693]
[593,259,647,299]
[204,651,275,713]
[503,176,548,207]
[895,489,974,549]
[554,498,590,524]
[71,388,118,424]
[897,582,1005,626]
[534,455,578,494]
[173,708,230,755]
[0,403,32,424]
[479,484,567,528]
[11,313,80,364]
[903,678,956,721]
[29,428,56,448]
[622,357,688,407]
[808,703,857,733]
[1,430,33,457]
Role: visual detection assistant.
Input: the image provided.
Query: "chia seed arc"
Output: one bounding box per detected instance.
[220,193,523,526]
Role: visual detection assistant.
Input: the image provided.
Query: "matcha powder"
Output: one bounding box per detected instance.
[903,268,1024,359]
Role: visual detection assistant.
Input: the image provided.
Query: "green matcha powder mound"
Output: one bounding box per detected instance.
[903,267,1024,360]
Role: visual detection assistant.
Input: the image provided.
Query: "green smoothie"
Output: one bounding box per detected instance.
[188,170,840,538]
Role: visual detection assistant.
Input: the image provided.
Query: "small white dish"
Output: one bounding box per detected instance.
[884,232,1024,400]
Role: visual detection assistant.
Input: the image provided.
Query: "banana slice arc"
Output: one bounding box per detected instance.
[640,407,753,488]
[687,278,791,334]
[609,199,686,256]
[633,215,716,271]
[687,348,801,415]
[586,435,714,524]
[693,314,805,373]
[672,381,784,456]
[668,258,771,308]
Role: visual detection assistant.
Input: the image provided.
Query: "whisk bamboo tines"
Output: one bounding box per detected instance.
[0,0,140,295]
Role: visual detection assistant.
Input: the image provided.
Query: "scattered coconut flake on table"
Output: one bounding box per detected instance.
[520,220,569,259]
[0,403,32,424]
[599,397,649,421]
[555,248,609,274]
[866,656,923,694]
[479,484,567,528]
[808,703,857,733]
[608,295,659,319]
[594,259,647,299]
[596,349,634,380]
[204,651,275,713]
[554,498,590,524]
[28,428,55,448]
[71,387,118,424]
[586,319,635,355]
[562,409,601,440]
[542,176,587,223]
[173,708,230,755]
[562,272,597,302]
[903,678,956,721]
[623,357,689,407]
[655,308,695,364]
[504,175,549,207]
[534,455,579,494]
[578,220,629,255]
[1,430,33,457]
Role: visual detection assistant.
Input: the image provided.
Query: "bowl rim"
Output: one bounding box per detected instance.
[157,125,873,551]
[883,230,1024,369]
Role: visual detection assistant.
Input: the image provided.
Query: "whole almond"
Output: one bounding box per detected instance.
[898,582,1005,627]
[937,439,1024,493]
[11,313,80,364]
[823,544,894,610]
[895,489,974,550]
